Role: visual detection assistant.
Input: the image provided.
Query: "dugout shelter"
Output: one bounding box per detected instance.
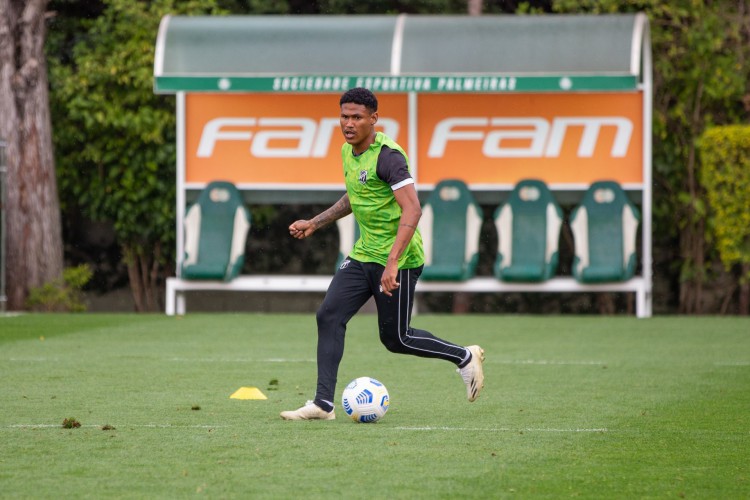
[154,13,653,317]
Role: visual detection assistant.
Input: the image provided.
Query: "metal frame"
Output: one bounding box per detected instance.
[166,275,650,318]
[637,13,653,317]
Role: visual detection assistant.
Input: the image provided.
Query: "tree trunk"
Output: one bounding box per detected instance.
[678,78,706,314]
[123,244,162,312]
[0,0,63,310]
[678,218,705,314]
[740,262,750,315]
[468,0,482,16]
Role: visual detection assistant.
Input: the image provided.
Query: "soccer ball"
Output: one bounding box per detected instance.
[341,377,390,423]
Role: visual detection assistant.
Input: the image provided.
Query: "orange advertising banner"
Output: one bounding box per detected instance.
[184,93,408,185]
[184,92,642,187]
[416,93,643,185]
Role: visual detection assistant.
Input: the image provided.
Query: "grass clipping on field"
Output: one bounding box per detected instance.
[61,417,81,429]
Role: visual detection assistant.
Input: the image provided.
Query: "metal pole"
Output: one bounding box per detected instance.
[0,138,6,312]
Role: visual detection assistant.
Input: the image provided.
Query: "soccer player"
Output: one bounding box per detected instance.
[280,88,484,420]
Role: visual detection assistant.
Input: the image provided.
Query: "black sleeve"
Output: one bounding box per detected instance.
[376,146,413,188]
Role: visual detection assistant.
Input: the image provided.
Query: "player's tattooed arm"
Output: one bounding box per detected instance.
[289,194,351,239]
[312,194,352,230]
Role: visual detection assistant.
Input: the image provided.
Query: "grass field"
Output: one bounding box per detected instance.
[1,313,748,499]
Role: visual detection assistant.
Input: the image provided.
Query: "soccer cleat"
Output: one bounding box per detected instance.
[280,401,335,421]
[458,345,485,402]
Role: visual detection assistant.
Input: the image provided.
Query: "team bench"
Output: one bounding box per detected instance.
[166,179,652,318]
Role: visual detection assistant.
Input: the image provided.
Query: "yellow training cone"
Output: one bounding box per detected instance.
[230,387,268,400]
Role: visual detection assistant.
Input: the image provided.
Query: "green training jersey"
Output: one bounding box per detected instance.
[342,132,425,268]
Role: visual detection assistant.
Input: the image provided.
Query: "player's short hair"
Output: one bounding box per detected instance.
[340,87,378,113]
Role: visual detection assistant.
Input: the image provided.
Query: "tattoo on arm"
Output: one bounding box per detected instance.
[399,223,418,230]
[312,194,351,230]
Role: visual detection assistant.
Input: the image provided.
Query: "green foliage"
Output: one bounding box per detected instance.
[192,0,546,14]
[50,0,231,308]
[51,0,225,258]
[639,1,749,299]
[318,0,467,14]
[553,0,750,310]
[699,125,750,280]
[25,265,93,312]
[50,0,226,274]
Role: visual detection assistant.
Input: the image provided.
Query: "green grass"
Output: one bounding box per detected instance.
[0,313,748,499]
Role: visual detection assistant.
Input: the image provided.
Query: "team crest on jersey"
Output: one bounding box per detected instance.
[359,170,368,185]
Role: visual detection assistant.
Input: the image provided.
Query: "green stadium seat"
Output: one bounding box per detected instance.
[335,213,360,271]
[418,179,483,281]
[570,180,640,283]
[181,181,251,281]
[494,179,563,282]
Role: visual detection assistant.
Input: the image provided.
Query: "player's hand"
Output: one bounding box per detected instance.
[380,261,400,297]
[289,220,314,239]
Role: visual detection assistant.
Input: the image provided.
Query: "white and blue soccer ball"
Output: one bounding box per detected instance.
[341,377,390,423]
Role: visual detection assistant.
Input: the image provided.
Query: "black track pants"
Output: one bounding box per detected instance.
[313,258,469,407]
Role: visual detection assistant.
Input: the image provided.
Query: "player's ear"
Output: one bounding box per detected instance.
[370,111,378,125]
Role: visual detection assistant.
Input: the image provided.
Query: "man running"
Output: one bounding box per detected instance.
[281,88,484,420]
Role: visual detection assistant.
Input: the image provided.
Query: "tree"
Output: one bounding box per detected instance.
[0,0,64,310]
[553,0,750,313]
[648,1,749,313]
[699,125,750,314]
[50,0,224,311]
